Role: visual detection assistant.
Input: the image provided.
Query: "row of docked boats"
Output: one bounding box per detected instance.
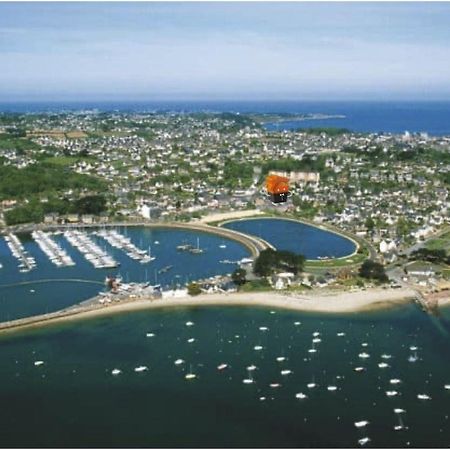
[4,233,36,272]
[63,230,119,269]
[95,229,155,264]
[31,230,75,268]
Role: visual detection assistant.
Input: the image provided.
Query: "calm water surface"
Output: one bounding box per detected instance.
[0,304,449,447]
[223,218,356,259]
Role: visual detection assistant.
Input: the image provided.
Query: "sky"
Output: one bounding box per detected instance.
[1,2,450,102]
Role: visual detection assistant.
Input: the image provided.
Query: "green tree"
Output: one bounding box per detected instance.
[359,260,388,283]
[187,282,202,296]
[254,249,305,277]
[231,268,247,287]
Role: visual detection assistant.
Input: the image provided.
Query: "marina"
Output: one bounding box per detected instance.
[63,229,119,269]
[31,230,75,267]
[4,233,36,272]
[95,229,155,263]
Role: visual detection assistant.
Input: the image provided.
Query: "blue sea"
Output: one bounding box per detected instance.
[1,100,450,135]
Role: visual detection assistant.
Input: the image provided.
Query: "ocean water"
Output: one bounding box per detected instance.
[0,304,449,447]
[222,218,356,259]
[1,100,450,135]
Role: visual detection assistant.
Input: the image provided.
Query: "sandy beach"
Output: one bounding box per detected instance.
[0,286,417,335]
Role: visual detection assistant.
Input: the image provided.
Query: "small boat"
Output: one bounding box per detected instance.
[361,343,368,347]
[111,369,122,376]
[337,332,346,337]
[254,345,263,351]
[259,396,266,401]
[354,420,369,428]
[308,348,317,353]
[295,392,307,399]
[185,321,194,327]
[444,384,450,390]
[390,378,402,385]
[246,365,257,371]
[146,332,155,337]
[154,241,160,245]
[259,326,269,331]
[359,352,370,359]
[243,370,254,384]
[219,244,227,249]
[354,367,366,372]
[386,391,398,397]
[187,338,195,343]
[34,361,44,366]
[312,338,322,344]
[409,346,418,351]
[134,366,148,372]
[327,386,337,391]
[217,363,228,371]
[270,383,281,388]
[174,359,184,365]
[313,332,320,337]
[381,354,392,359]
[30,289,35,293]
[408,353,419,363]
[394,408,406,414]
[276,356,286,362]
[281,369,292,376]
[417,394,431,400]
[185,365,196,380]
[378,362,389,368]
[307,382,316,389]
[394,425,404,431]
[358,437,371,446]
[294,321,301,326]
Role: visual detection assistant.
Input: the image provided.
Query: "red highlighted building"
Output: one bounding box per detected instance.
[266,174,290,203]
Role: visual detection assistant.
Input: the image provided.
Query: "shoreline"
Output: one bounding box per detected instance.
[0,287,417,336]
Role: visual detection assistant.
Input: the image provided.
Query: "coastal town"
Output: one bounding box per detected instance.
[0,110,449,310]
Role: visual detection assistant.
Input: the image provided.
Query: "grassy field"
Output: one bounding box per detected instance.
[425,229,450,251]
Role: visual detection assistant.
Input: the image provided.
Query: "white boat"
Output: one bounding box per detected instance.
[354,367,366,372]
[219,244,227,249]
[337,332,346,337]
[185,364,196,380]
[259,396,266,401]
[174,359,184,365]
[361,343,368,347]
[187,338,195,343]
[34,361,44,366]
[243,370,254,384]
[359,352,370,359]
[276,356,286,362]
[254,345,263,351]
[408,353,419,363]
[295,392,307,399]
[410,346,418,351]
[134,366,148,372]
[354,420,369,428]
[259,326,269,331]
[281,369,292,376]
[312,338,321,343]
[294,321,301,326]
[390,378,402,384]
[217,364,228,371]
[386,391,398,397]
[444,384,450,390]
[246,365,257,371]
[111,369,122,375]
[358,437,371,446]
[186,321,194,327]
[308,348,317,353]
[381,354,392,359]
[146,332,155,337]
[417,394,431,400]
[378,362,389,368]
[327,386,337,391]
[307,382,317,389]
[313,331,320,337]
[394,408,406,414]
[270,383,281,388]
